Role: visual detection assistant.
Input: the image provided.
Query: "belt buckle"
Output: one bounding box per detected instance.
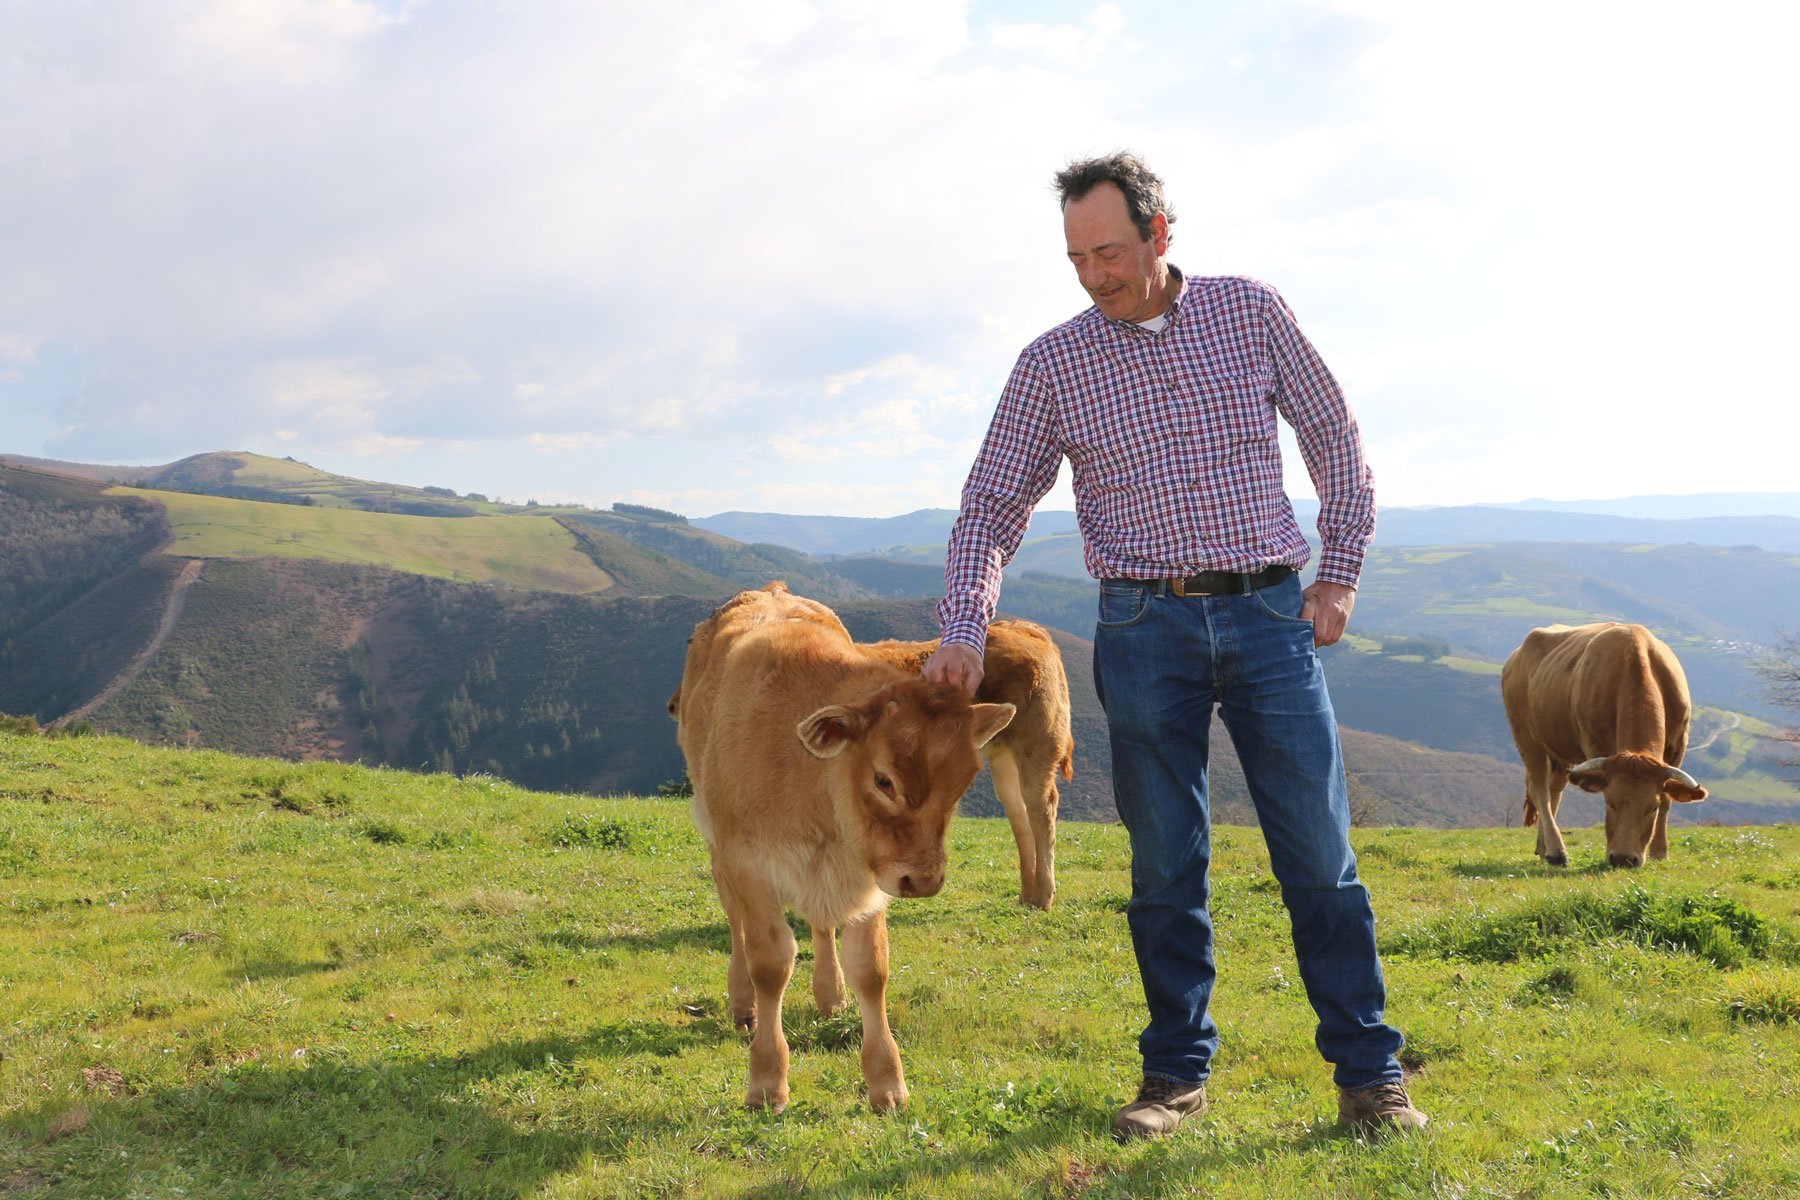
[1171,577,1207,598]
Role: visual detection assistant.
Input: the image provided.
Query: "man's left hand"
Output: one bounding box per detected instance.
[1300,580,1355,648]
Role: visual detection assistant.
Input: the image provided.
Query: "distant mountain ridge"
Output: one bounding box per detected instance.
[696,495,1800,556]
[695,508,1082,556]
[1479,493,1800,519]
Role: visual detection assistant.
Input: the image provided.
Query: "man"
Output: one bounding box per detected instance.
[922,152,1425,1139]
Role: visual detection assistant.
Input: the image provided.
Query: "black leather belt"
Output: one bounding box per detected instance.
[1108,564,1295,597]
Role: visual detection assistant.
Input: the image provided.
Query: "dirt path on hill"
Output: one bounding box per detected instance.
[1688,710,1742,754]
[59,558,205,726]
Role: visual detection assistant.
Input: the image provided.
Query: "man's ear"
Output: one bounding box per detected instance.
[798,705,865,759]
[1150,211,1170,254]
[969,702,1016,750]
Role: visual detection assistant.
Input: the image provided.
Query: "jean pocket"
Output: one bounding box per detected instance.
[1096,584,1152,629]
[1251,579,1316,628]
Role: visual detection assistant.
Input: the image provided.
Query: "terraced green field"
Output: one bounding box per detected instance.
[123,489,614,593]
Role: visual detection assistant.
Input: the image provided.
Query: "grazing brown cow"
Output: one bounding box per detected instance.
[1501,622,1708,868]
[670,582,1014,1111]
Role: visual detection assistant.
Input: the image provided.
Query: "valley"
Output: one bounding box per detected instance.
[3,452,1796,830]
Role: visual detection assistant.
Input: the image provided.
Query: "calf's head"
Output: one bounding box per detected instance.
[797,680,1014,899]
[1567,751,1707,868]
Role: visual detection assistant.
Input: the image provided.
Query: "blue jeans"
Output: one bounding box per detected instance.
[1092,573,1405,1090]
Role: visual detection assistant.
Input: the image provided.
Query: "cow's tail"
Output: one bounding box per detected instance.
[1522,792,1538,827]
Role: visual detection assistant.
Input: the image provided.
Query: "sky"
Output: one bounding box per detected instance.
[3,0,1797,518]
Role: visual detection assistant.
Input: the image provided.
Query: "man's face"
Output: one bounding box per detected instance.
[1063,181,1171,323]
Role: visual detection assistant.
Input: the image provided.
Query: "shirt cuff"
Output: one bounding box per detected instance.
[1313,548,1364,589]
[936,601,990,656]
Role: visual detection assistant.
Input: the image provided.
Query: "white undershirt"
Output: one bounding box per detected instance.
[1134,312,1169,333]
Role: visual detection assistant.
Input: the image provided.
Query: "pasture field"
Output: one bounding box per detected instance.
[148,451,515,516]
[119,488,614,594]
[3,730,1800,1199]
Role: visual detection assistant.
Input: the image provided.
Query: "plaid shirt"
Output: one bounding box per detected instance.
[938,268,1375,652]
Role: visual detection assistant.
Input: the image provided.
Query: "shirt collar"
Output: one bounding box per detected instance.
[1097,263,1186,334]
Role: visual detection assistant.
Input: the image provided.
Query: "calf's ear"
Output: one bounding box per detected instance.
[969,702,1016,749]
[798,705,866,759]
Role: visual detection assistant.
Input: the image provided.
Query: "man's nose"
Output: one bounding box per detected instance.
[1079,260,1107,289]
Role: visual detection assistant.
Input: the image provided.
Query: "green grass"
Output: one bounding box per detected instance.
[170,451,515,516]
[5,732,1800,1198]
[1434,656,1503,675]
[1419,596,1598,620]
[126,489,614,593]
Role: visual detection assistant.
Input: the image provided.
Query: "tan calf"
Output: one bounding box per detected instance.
[1501,622,1708,868]
[670,582,1014,1111]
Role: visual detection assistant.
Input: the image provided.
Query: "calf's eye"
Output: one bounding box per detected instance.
[875,774,895,796]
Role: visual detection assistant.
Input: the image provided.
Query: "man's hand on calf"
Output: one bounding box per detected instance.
[921,641,984,699]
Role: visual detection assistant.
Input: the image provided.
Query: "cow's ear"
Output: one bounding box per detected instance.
[798,705,864,759]
[1666,780,1708,803]
[969,702,1016,750]
[1568,769,1608,794]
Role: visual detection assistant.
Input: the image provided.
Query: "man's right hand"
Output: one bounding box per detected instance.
[922,641,984,699]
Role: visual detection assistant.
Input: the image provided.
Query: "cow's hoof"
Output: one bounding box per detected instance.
[1543,854,1568,868]
[868,1086,909,1112]
[734,1014,757,1034]
[746,1083,789,1113]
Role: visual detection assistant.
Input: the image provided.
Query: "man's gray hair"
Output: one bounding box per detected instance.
[1053,152,1176,243]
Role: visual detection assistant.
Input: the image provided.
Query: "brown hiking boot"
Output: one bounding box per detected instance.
[1337,1078,1428,1133]
[1112,1076,1208,1141]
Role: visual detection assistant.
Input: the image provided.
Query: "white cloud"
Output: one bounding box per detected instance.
[988,3,1133,58]
[1,0,1795,515]
[0,333,43,362]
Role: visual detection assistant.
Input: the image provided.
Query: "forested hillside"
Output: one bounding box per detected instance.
[4,454,1795,828]
[0,465,169,646]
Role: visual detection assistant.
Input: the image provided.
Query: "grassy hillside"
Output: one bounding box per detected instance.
[132,488,618,594]
[131,450,512,516]
[563,510,882,603]
[8,459,1794,827]
[4,729,1800,1198]
[555,517,733,598]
